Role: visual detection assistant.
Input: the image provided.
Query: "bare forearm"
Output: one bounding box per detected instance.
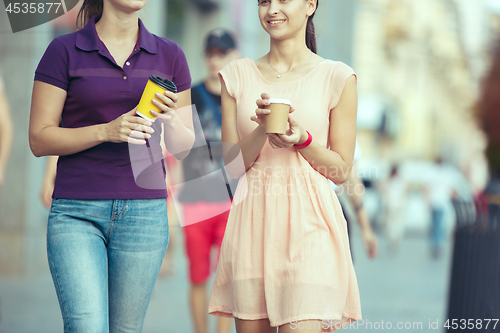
[345,171,372,232]
[237,126,268,171]
[30,125,107,157]
[356,207,372,232]
[344,170,364,207]
[162,117,195,160]
[299,142,352,185]
[221,126,267,179]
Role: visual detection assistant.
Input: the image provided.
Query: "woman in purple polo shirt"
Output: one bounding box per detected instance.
[28,0,194,331]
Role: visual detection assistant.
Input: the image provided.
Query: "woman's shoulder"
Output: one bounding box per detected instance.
[226,58,253,69]
[220,58,254,76]
[153,36,186,55]
[319,59,355,74]
[316,60,356,87]
[49,31,78,50]
[38,33,77,61]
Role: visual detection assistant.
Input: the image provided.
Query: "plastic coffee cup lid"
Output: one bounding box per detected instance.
[268,98,292,106]
[149,75,177,93]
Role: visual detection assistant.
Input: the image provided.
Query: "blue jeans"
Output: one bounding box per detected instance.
[431,207,445,249]
[47,199,169,333]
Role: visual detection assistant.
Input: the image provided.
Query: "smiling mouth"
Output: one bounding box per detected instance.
[268,19,286,25]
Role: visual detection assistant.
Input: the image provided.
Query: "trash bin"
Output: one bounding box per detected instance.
[446,181,500,332]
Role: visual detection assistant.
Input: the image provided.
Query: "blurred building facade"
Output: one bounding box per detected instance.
[353,0,490,192]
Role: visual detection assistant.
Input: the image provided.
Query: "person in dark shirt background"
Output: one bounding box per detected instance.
[177,29,240,333]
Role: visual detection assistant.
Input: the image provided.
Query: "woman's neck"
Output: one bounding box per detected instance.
[95,9,139,43]
[268,33,311,70]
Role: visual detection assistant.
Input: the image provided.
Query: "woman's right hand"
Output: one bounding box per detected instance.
[104,107,155,145]
[251,93,296,130]
[40,179,54,209]
[251,93,271,128]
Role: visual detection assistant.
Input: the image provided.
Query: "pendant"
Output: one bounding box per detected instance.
[277,75,281,78]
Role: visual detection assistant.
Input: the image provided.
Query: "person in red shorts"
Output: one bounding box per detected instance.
[176,30,240,333]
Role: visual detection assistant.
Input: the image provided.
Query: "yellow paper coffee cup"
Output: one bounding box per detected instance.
[136,75,177,121]
[265,98,292,134]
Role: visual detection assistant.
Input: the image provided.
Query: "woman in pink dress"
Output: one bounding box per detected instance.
[208,0,362,332]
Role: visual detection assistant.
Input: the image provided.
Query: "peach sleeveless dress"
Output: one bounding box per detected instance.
[208,58,362,331]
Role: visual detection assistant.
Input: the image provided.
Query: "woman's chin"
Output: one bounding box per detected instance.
[115,0,147,13]
[267,31,292,42]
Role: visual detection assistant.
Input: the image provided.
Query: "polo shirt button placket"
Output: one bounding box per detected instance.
[122,60,132,95]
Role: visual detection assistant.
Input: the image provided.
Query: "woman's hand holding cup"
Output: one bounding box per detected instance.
[150,90,178,123]
[268,116,307,149]
[105,107,155,145]
[251,93,272,128]
[251,93,296,129]
[252,93,301,149]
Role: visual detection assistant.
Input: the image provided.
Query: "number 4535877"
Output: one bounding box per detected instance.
[444,319,498,330]
[5,2,62,14]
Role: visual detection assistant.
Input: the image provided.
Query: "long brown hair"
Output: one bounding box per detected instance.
[76,0,103,29]
[306,0,319,54]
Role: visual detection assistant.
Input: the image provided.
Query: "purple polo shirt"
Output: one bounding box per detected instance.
[34,15,191,199]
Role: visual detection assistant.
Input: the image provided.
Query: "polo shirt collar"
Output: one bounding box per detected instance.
[75,15,157,54]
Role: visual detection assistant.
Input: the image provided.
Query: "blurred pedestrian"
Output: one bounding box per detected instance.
[478,38,500,228]
[333,140,378,260]
[29,0,194,331]
[382,165,408,253]
[176,29,239,333]
[426,158,456,258]
[158,152,182,279]
[0,75,13,188]
[340,171,379,259]
[208,1,362,332]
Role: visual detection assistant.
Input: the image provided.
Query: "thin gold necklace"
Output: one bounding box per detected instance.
[267,51,314,78]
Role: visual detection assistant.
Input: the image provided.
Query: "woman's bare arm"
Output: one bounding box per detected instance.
[39,155,58,209]
[29,81,155,157]
[295,76,358,185]
[221,79,267,175]
[155,89,195,160]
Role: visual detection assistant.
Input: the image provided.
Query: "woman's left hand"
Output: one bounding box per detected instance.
[361,228,379,259]
[268,115,308,149]
[150,90,178,122]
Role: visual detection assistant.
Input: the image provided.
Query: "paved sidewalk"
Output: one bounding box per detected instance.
[0,227,452,333]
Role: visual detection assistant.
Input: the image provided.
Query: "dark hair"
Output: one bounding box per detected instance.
[76,0,103,29]
[306,0,319,54]
[478,38,500,178]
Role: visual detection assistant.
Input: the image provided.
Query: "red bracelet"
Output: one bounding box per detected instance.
[294,131,312,149]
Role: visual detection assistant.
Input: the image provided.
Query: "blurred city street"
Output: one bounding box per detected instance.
[0,227,452,333]
[2,0,500,332]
